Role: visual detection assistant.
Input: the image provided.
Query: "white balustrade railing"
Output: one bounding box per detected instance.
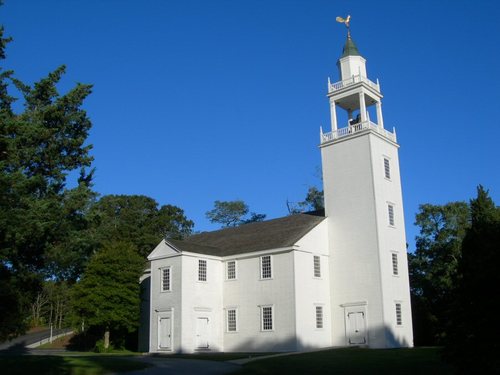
[328,75,379,93]
[321,121,396,143]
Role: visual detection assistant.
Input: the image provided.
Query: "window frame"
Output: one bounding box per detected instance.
[313,255,321,278]
[315,305,324,329]
[391,252,399,276]
[260,255,272,280]
[260,305,274,332]
[226,308,238,333]
[388,203,395,226]
[161,267,171,292]
[384,157,391,180]
[395,303,403,326]
[198,259,207,282]
[226,260,237,280]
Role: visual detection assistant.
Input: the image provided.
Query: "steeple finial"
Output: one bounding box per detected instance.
[335,14,351,38]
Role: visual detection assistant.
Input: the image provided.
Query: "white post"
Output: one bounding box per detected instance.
[50,323,53,343]
[330,99,338,132]
[359,92,367,123]
[376,100,384,129]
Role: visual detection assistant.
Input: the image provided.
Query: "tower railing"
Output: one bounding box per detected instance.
[328,74,379,93]
[321,121,396,144]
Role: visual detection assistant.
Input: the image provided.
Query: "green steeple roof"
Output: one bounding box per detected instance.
[340,34,361,58]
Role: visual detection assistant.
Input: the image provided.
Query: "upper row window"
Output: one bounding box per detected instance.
[384,157,391,179]
[227,260,236,280]
[260,255,272,279]
[198,259,207,281]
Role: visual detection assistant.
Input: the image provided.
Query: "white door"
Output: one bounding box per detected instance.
[159,316,172,349]
[347,311,366,345]
[195,317,209,349]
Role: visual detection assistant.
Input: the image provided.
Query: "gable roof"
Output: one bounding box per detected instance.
[167,211,325,257]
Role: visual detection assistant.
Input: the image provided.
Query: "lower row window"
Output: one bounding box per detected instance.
[227,309,237,332]
[261,306,273,331]
[226,305,325,333]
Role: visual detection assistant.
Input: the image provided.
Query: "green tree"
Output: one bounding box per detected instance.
[0,22,95,339]
[90,195,193,257]
[408,202,469,345]
[71,242,145,350]
[288,186,324,214]
[206,200,266,228]
[445,186,500,373]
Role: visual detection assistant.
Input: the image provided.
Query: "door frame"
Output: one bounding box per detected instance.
[341,301,368,346]
[157,309,174,351]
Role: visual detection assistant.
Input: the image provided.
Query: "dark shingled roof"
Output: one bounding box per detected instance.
[168,211,325,257]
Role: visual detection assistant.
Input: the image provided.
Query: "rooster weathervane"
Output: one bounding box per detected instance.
[336,15,351,37]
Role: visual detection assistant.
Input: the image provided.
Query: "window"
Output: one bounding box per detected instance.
[227,309,237,332]
[227,260,236,280]
[392,253,399,275]
[161,267,171,292]
[396,303,402,325]
[260,255,272,279]
[388,204,395,226]
[313,256,321,278]
[315,306,323,329]
[384,158,391,179]
[261,306,274,331]
[198,259,207,281]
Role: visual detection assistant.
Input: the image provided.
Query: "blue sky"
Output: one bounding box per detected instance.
[2,0,499,249]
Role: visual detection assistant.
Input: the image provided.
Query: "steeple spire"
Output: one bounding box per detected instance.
[341,33,361,58]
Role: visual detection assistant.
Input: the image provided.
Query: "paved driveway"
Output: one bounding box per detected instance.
[122,357,241,375]
[0,329,70,351]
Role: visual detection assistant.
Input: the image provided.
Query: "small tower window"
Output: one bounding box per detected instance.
[316,306,324,329]
[396,303,402,325]
[314,256,321,278]
[384,158,391,179]
[388,204,395,226]
[392,253,399,275]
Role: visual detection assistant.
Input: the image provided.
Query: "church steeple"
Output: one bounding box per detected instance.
[320,19,413,349]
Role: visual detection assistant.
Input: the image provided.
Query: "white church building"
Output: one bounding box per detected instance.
[140,29,414,353]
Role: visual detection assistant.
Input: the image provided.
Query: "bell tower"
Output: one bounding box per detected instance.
[321,21,413,348]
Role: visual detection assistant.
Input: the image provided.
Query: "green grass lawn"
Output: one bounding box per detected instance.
[235,347,456,375]
[0,355,151,375]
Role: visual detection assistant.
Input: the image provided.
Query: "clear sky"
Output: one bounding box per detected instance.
[2,0,499,250]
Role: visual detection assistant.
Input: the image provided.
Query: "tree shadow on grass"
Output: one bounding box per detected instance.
[0,355,70,375]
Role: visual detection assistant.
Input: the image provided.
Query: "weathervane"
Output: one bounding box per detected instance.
[336,14,351,37]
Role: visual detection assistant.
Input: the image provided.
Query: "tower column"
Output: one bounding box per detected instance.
[359,92,367,122]
[329,98,338,131]
[376,100,384,129]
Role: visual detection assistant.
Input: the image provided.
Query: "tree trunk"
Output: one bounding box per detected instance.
[104,329,110,350]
